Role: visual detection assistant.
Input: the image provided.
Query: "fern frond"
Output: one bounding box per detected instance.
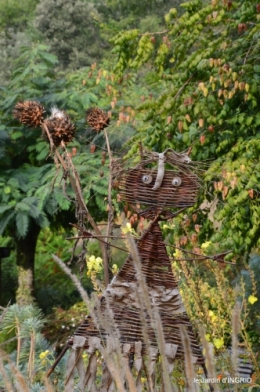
[0,210,15,235]
[15,212,29,238]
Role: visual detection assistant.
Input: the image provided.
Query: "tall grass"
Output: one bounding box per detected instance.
[0,235,259,391]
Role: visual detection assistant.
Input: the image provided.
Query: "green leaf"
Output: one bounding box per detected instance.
[0,205,13,215]
[16,201,31,213]
[38,51,58,65]
[16,212,29,238]
[4,186,11,194]
[0,211,15,235]
[0,130,9,139]
[35,213,49,229]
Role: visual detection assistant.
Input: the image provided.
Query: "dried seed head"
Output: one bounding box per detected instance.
[13,100,45,128]
[50,107,66,119]
[86,107,110,132]
[43,108,75,147]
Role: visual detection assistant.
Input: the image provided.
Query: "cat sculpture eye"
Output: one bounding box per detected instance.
[142,174,153,184]
[172,177,182,186]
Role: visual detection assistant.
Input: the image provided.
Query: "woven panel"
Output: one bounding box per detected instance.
[50,150,206,390]
[69,221,204,364]
[119,168,199,209]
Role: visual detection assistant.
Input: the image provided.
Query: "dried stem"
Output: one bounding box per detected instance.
[231,301,241,376]
[42,122,110,286]
[104,129,114,280]
[51,254,91,307]
[16,324,21,368]
[0,348,31,392]
[199,326,219,392]
[180,326,195,392]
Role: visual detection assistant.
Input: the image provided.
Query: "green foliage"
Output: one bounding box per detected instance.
[35,228,92,313]
[0,303,68,390]
[0,41,138,301]
[43,302,88,348]
[0,165,67,238]
[0,0,38,31]
[34,0,106,69]
[109,0,260,261]
[101,0,182,25]
[0,303,44,354]
[237,254,260,343]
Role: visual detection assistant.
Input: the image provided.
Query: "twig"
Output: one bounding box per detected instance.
[165,242,233,264]
[46,344,70,377]
[159,73,196,115]
[51,254,91,307]
[104,129,114,282]
[42,121,110,286]
[243,42,253,65]
[140,30,169,36]
[0,301,10,323]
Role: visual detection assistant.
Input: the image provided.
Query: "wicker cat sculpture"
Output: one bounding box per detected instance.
[49,149,207,391]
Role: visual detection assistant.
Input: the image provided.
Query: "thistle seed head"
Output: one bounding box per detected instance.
[44,109,75,147]
[13,101,45,128]
[86,107,110,133]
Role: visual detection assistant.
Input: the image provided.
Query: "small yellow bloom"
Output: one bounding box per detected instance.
[201,241,211,250]
[39,350,49,360]
[122,222,132,234]
[112,264,118,275]
[213,338,224,349]
[178,379,185,386]
[208,310,217,322]
[86,255,103,274]
[205,334,211,342]
[163,224,171,229]
[173,249,182,258]
[248,295,258,305]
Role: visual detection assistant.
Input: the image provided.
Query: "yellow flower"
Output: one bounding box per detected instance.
[248,295,258,305]
[122,222,132,234]
[86,255,103,274]
[205,334,211,342]
[39,350,49,360]
[88,255,96,263]
[213,338,224,349]
[112,264,118,275]
[208,310,217,321]
[163,224,171,229]
[173,249,182,258]
[201,241,212,250]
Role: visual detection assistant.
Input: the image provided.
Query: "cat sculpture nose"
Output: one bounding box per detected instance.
[152,152,166,190]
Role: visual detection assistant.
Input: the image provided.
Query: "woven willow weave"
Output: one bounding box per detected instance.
[49,150,207,391]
